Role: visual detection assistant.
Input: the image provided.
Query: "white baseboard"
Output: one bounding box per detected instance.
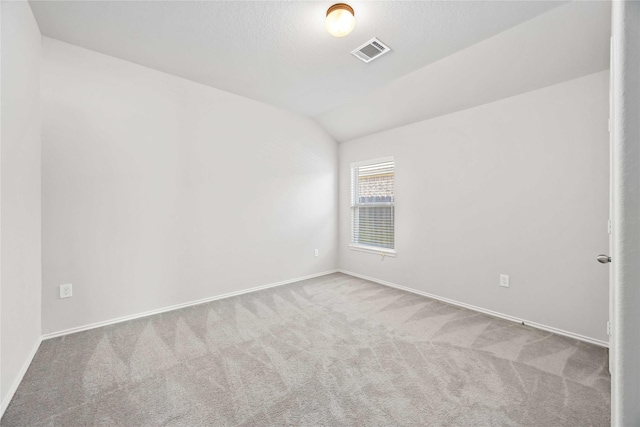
[1,336,42,418]
[339,269,609,348]
[42,270,338,341]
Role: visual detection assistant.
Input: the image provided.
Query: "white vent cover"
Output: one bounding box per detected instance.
[351,38,391,63]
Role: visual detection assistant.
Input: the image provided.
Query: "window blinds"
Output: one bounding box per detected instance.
[351,159,395,250]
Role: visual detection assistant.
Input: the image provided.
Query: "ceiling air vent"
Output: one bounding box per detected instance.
[351,38,391,63]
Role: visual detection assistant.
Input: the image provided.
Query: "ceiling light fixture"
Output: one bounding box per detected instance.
[326,3,355,37]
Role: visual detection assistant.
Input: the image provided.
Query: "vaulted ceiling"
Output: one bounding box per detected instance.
[29,1,610,142]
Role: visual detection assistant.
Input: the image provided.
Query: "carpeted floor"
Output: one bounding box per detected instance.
[2,273,610,426]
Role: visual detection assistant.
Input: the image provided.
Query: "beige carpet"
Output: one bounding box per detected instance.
[2,273,610,426]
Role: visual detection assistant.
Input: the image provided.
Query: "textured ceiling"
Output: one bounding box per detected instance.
[29,1,566,117]
[317,1,611,142]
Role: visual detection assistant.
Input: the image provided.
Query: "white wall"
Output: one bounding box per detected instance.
[339,71,610,342]
[611,2,640,424]
[1,0,42,411]
[41,38,338,335]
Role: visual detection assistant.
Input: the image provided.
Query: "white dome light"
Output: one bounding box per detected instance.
[326,3,355,37]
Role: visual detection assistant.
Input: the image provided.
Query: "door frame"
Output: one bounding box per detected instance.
[610,2,640,425]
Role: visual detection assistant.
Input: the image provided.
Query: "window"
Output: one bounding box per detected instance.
[350,157,395,255]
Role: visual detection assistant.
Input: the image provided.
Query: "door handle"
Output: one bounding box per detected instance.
[597,254,611,264]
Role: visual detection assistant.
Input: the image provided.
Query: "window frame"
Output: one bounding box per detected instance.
[349,156,397,257]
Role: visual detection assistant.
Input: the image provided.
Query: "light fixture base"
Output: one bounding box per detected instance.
[326,3,354,17]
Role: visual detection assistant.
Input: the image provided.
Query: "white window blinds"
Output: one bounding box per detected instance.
[351,158,395,251]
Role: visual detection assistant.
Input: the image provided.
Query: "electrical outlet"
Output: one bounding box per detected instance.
[314,249,319,257]
[500,274,510,288]
[60,283,73,299]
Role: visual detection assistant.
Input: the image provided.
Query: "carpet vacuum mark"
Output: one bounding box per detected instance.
[2,273,610,426]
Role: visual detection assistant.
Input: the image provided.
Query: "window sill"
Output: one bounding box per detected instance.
[349,244,397,257]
